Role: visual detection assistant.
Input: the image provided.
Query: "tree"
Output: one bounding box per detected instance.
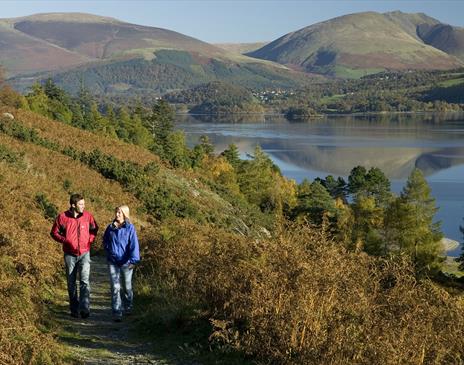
[365,167,392,206]
[145,100,176,159]
[316,175,347,201]
[351,195,385,256]
[144,99,175,140]
[385,168,443,274]
[164,130,190,168]
[237,146,279,213]
[26,83,50,116]
[191,135,215,168]
[294,180,335,225]
[221,143,241,168]
[348,165,367,196]
[348,166,392,208]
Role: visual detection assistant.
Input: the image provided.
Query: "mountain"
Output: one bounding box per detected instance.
[247,11,463,77]
[0,17,91,76]
[0,13,310,94]
[214,42,267,54]
[418,24,464,59]
[8,13,225,62]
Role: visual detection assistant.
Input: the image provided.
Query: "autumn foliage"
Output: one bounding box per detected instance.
[143,220,464,364]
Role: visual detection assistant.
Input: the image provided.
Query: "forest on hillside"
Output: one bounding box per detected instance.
[2,72,464,364]
[266,68,464,118]
[116,68,464,117]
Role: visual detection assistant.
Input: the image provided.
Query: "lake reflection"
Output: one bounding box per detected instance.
[176,113,464,251]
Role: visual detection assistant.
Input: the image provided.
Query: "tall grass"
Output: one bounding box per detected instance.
[141,220,464,364]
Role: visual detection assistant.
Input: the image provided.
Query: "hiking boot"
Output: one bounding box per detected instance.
[113,315,122,322]
[70,311,79,318]
[80,311,90,319]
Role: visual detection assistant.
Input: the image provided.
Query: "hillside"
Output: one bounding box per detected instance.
[247,11,463,77]
[0,19,91,76]
[13,50,308,96]
[214,42,267,54]
[0,103,268,362]
[418,24,464,60]
[8,12,224,61]
[0,13,311,95]
[3,88,464,363]
[164,80,264,114]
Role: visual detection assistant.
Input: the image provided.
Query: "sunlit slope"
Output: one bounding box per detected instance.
[0,20,91,77]
[0,103,271,361]
[5,12,224,61]
[214,42,268,55]
[0,112,149,362]
[2,13,310,92]
[1,107,255,232]
[248,11,463,77]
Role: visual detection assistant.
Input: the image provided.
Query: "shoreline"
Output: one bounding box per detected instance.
[174,110,464,118]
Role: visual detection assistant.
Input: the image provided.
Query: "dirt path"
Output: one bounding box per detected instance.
[56,255,168,365]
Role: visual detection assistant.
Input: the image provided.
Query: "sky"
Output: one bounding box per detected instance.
[2,0,464,43]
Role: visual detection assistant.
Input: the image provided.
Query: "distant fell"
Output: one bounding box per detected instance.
[247,11,463,77]
[1,12,311,94]
[418,24,464,59]
[214,42,268,55]
[8,12,224,62]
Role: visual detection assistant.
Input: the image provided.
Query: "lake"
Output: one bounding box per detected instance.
[176,113,464,256]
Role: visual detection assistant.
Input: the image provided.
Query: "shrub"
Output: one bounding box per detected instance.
[142,221,464,365]
[35,193,58,221]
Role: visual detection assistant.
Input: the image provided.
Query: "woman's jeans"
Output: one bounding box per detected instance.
[64,252,90,315]
[108,262,134,316]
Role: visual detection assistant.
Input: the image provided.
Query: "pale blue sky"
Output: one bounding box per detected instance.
[2,0,463,43]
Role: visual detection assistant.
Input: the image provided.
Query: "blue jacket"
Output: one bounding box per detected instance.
[103,221,140,266]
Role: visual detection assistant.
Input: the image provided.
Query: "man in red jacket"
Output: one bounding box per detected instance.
[51,193,98,318]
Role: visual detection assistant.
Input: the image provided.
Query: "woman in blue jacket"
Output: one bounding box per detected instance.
[103,205,140,321]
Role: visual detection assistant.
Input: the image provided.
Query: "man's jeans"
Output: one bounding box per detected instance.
[108,262,134,316]
[64,252,90,315]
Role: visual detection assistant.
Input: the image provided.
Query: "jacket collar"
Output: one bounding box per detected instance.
[66,209,83,219]
[111,220,128,229]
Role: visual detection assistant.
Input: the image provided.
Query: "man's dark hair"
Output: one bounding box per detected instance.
[69,193,84,207]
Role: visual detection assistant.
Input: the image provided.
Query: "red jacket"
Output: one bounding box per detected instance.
[50,210,98,256]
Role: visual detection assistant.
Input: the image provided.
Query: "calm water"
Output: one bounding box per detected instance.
[176,113,464,255]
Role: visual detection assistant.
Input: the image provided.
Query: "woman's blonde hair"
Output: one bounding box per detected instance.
[116,205,130,223]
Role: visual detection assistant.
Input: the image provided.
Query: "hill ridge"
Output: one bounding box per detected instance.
[247,10,463,77]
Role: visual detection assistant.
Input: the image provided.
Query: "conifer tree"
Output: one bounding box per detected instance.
[348,165,367,196]
[386,168,443,273]
[365,167,392,206]
[351,195,385,255]
[294,180,335,225]
[237,146,276,211]
[26,83,50,116]
[221,143,241,168]
[164,130,190,168]
[145,99,175,140]
[191,135,215,168]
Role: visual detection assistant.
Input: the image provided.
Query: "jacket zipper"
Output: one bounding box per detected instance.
[76,215,81,256]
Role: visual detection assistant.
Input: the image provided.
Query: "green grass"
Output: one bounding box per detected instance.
[334,65,385,79]
[437,76,464,88]
[320,94,346,103]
